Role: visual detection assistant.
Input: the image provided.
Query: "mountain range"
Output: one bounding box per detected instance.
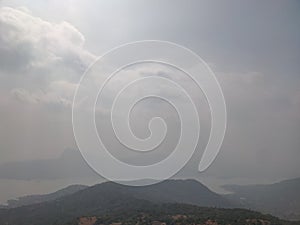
[0,178,299,225]
[0,179,233,225]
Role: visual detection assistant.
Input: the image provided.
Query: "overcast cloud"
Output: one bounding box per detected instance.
[0,0,299,202]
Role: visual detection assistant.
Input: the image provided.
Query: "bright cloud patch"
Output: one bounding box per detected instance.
[0,6,95,107]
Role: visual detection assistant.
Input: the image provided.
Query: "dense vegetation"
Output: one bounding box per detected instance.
[68,203,300,225]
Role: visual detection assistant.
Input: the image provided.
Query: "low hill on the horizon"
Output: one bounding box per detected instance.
[224,177,300,221]
[1,184,88,208]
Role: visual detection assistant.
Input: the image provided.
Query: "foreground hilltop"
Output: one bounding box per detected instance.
[66,203,300,225]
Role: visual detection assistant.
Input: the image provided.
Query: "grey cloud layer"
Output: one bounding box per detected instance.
[0,1,299,185]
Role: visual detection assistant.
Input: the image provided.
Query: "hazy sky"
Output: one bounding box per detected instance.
[0,0,299,202]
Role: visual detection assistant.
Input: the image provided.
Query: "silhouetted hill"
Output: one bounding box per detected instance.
[92,179,232,208]
[0,179,233,225]
[224,177,300,220]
